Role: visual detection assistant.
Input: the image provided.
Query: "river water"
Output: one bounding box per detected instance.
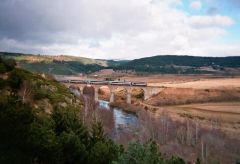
[98,100,139,132]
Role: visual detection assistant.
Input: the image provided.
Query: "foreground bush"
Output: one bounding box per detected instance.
[114,141,185,164]
[0,96,123,164]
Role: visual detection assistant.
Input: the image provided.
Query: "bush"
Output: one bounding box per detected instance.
[114,140,185,164]
[7,69,22,90]
[0,96,34,163]
[33,88,50,100]
[3,58,16,71]
[114,140,163,164]
[0,57,16,73]
[0,63,7,73]
[0,78,5,89]
[167,156,185,164]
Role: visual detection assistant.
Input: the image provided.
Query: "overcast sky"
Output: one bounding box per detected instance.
[0,0,240,59]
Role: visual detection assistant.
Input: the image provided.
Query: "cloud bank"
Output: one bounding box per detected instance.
[0,0,239,59]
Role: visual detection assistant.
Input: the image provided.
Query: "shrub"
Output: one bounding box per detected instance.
[8,69,22,90]
[33,88,50,100]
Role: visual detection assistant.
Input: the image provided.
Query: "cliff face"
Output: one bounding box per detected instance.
[145,87,240,106]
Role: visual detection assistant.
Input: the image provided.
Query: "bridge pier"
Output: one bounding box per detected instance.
[143,88,150,100]
[143,87,164,100]
[127,92,131,104]
[110,92,114,103]
[94,86,101,102]
[95,90,98,102]
[126,87,132,104]
[79,86,83,95]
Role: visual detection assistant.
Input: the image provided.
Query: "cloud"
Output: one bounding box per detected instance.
[0,0,239,59]
[190,1,202,10]
[190,15,234,28]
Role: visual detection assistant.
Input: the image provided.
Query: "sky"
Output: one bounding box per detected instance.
[0,0,240,59]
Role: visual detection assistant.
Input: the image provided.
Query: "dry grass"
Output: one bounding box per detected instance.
[143,102,240,139]
[149,78,240,89]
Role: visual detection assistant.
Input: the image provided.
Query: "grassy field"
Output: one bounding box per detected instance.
[148,77,240,89]
[150,102,240,138]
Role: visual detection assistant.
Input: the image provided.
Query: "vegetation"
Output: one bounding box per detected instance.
[21,60,104,75]
[0,95,123,164]
[0,57,16,73]
[116,55,240,74]
[1,52,240,75]
[114,141,185,164]
[0,52,115,75]
[0,57,186,164]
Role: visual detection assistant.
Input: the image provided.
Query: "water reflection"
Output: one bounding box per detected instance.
[98,100,110,110]
[98,100,139,131]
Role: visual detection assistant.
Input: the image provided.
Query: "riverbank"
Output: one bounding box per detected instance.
[109,101,140,114]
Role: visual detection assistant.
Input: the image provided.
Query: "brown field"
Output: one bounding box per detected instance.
[121,74,235,81]
[119,74,240,89]
[148,77,240,89]
[147,102,240,137]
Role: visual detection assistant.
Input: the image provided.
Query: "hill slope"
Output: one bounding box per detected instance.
[0,56,82,113]
[1,52,240,75]
[116,55,240,74]
[0,52,126,75]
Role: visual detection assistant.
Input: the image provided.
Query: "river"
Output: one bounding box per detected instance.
[98,100,139,134]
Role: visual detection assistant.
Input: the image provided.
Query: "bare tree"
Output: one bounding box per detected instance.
[20,81,32,103]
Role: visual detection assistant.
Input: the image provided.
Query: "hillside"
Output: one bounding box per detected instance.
[116,55,240,74]
[0,56,82,114]
[0,57,134,164]
[0,52,126,75]
[1,52,240,75]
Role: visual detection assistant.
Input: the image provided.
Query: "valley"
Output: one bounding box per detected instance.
[1,53,240,163]
[1,1,240,163]
[58,70,240,163]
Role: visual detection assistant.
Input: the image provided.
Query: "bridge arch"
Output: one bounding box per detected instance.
[65,82,164,104]
[83,85,95,97]
[82,85,148,104]
[69,85,81,97]
[130,87,145,101]
[97,85,111,101]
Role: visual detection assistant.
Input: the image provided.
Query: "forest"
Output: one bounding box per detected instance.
[115,55,240,74]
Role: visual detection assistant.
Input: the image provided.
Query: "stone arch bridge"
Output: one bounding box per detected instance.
[63,82,164,104]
